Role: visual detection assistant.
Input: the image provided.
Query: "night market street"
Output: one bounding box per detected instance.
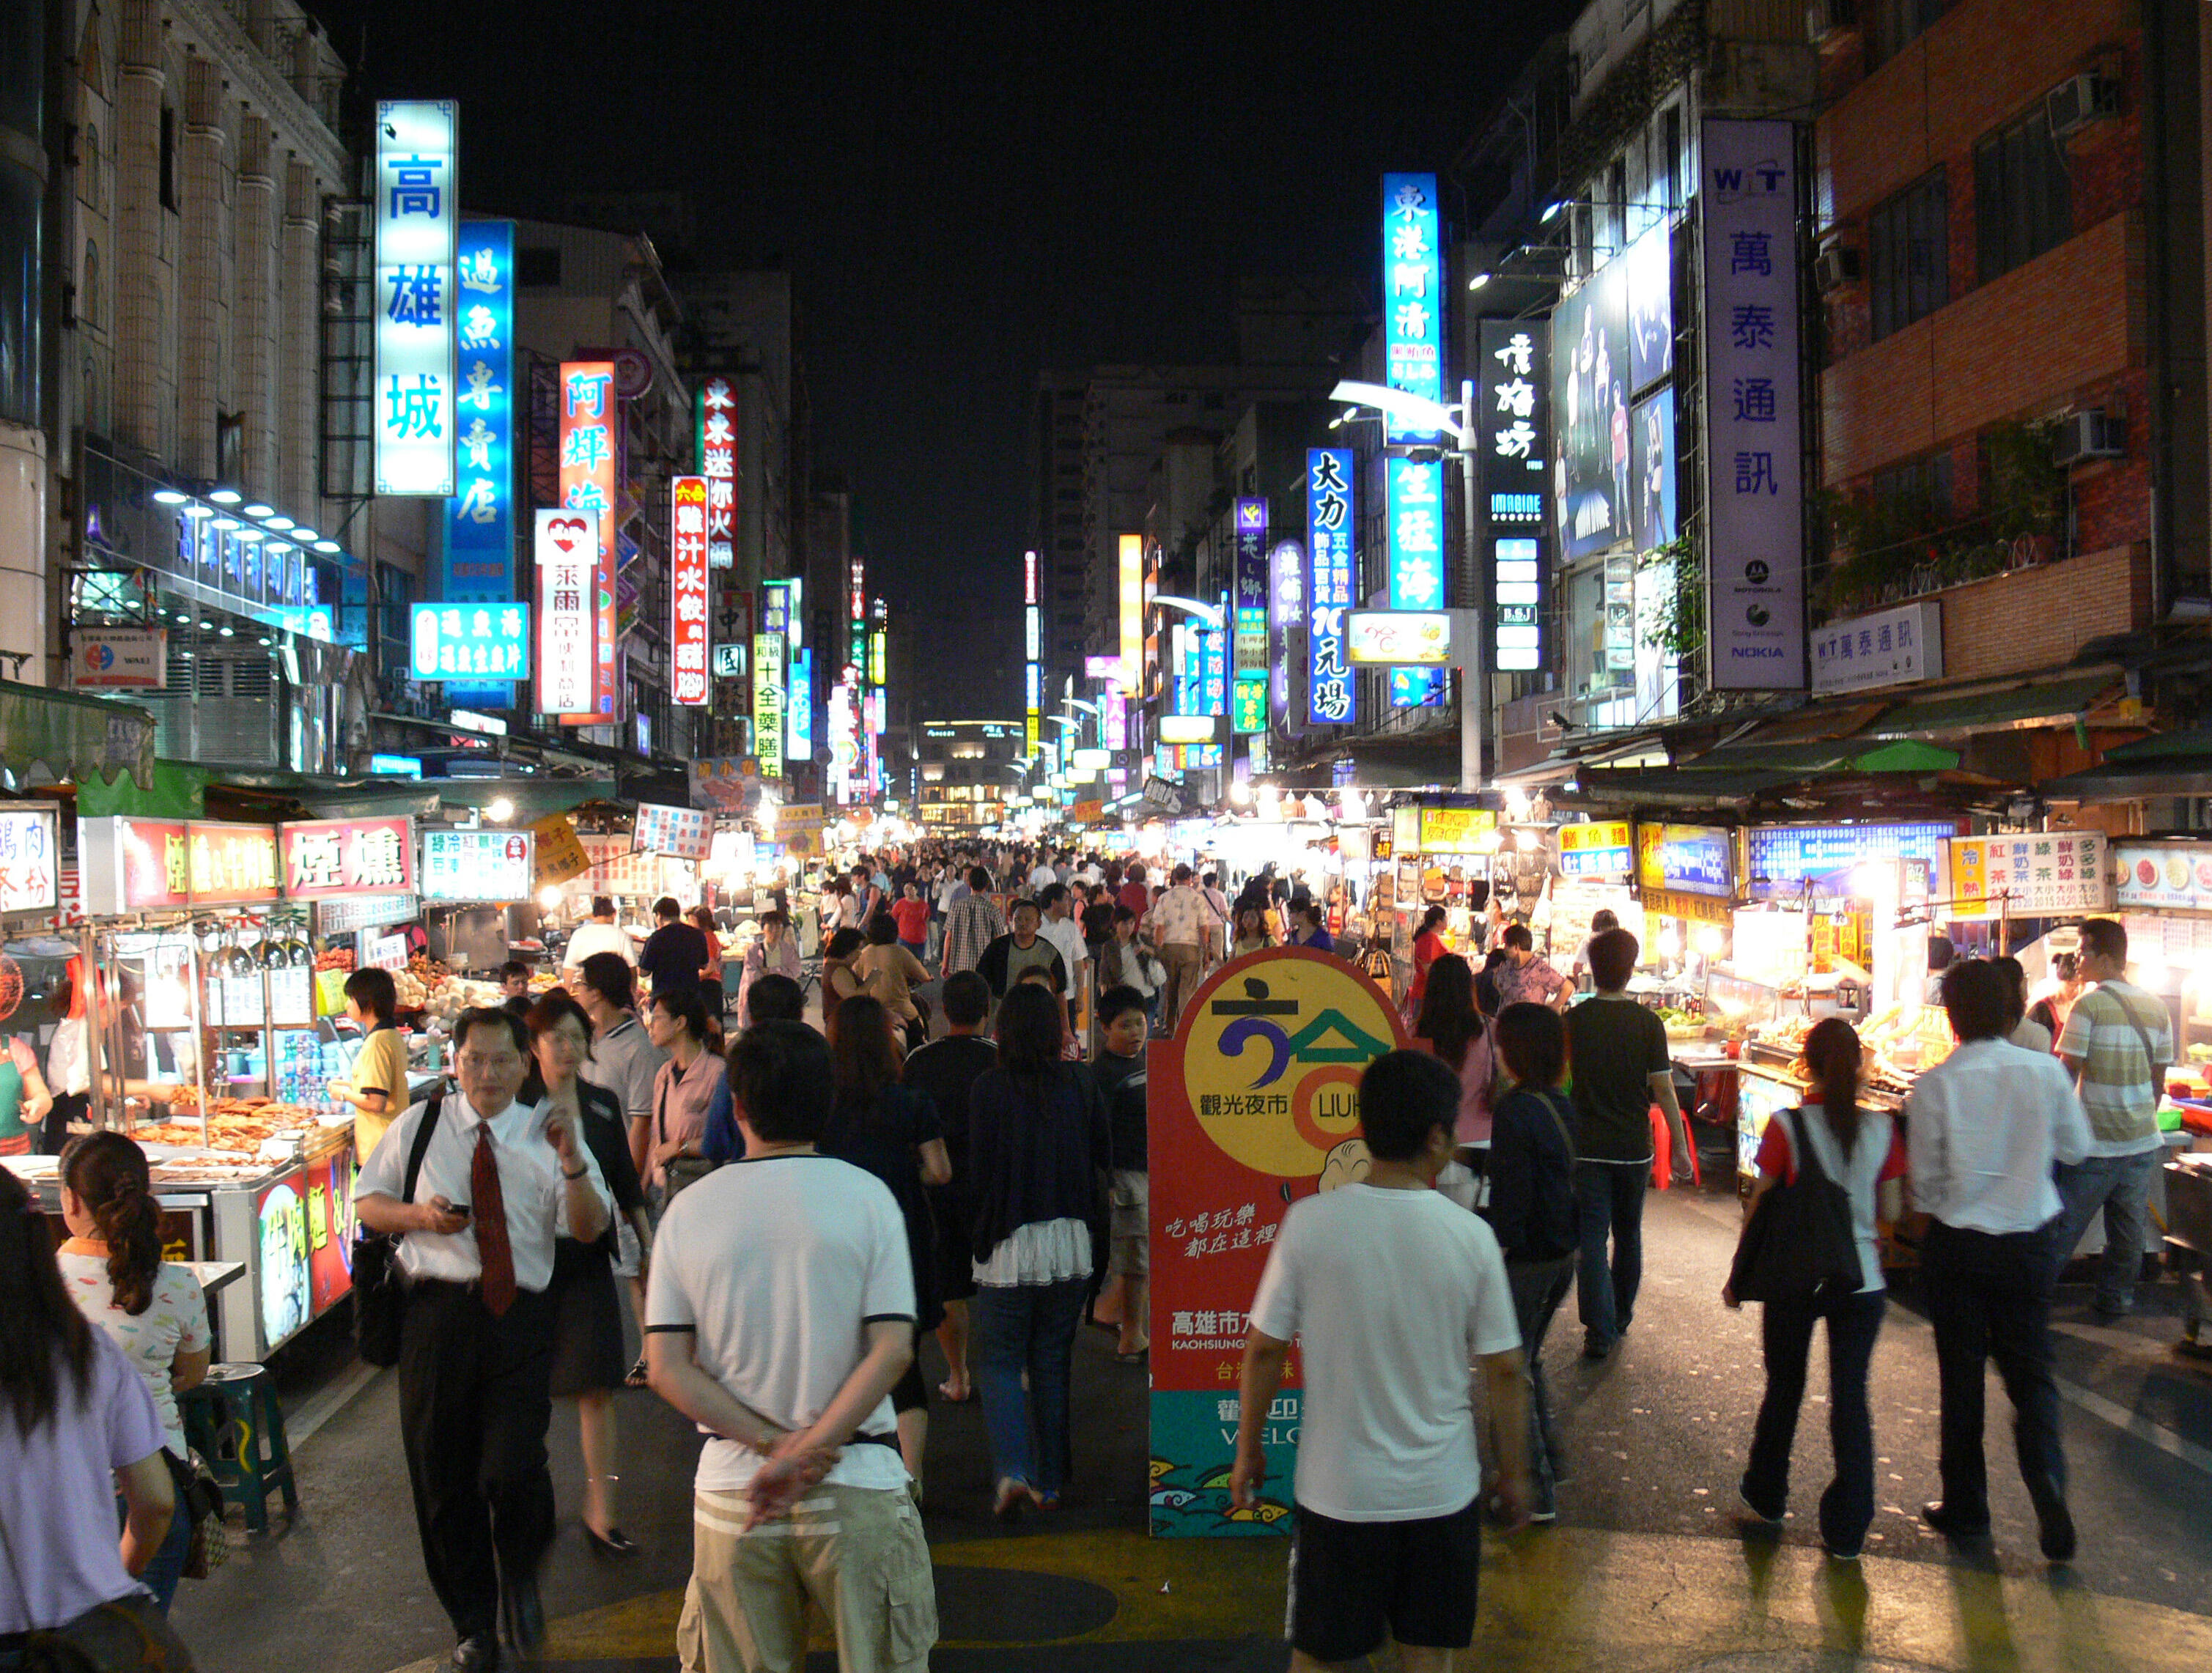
[173,1153,2212,1673]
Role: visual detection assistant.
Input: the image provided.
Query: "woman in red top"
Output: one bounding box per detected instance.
[891,884,932,958]
[1404,904,1450,1019]
[686,906,725,1014]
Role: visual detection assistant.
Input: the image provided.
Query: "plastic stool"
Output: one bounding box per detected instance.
[1648,1107,1704,1191]
[180,1363,298,1532]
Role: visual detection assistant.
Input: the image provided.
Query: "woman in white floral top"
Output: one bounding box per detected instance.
[57,1131,210,1614]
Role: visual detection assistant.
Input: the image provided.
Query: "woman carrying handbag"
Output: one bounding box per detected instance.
[1724,1018,1906,1560]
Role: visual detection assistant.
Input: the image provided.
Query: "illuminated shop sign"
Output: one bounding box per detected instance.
[374,101,458,497]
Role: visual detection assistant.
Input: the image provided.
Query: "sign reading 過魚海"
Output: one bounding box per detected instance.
[1148,948,1409,1537]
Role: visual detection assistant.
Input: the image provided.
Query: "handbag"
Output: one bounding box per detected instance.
[352,1096,443,1368]
[0,1515,195,1673]
[161,1449,226,1581]
[1727,1107,1862,1304]
[655,1075,717,1203]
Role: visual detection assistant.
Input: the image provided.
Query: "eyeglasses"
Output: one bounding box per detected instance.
[457,1052,521,1072]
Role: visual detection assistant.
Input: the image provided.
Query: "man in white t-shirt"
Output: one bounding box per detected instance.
[561,897,635,979]
[646,1021,935,1673]
[1234,1049,1527,1672]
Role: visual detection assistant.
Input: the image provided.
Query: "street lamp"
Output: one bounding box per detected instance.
[1151,594,1225,629]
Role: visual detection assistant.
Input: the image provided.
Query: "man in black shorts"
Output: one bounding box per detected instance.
[1232,1051,1528,1671]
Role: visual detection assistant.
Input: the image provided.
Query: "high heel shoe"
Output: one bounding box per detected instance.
[584,1524,640,1558]
[992,1478,1030,1521]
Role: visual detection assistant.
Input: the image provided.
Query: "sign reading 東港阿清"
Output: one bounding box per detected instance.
[1149,947,1409,1537]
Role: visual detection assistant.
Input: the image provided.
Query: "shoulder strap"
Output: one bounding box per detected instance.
[1785,1107,1836,1189]
[2098,987,2166,1097]
[1533,1087,1577,1161]
[402,1096,443,1205]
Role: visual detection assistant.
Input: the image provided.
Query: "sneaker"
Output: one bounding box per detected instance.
[1527,1503,1558,1524]
[1736,1487,1785,1528]
[1824,1542,1862,1562]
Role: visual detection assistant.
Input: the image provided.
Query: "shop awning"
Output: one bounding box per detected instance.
[1571,768,1802,809]
[0,680,157,791]
[221,773,620,823]
[2038,728,2212,800]
[1856,672,2120,740]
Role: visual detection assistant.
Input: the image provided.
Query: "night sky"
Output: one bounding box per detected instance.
[311,1,1576,682]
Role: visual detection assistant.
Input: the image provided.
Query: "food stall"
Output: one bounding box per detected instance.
[70,816,357,1359]
[419,825,539,986]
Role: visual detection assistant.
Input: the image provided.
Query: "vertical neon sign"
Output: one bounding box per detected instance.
[670,476,709,706]
[1382,171,1444,446]
[557,361,618,722]
[373,101,457,496]
[1305,448,1355,726]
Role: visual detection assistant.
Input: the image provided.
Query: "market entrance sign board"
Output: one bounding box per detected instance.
[1149,948,1409,1537]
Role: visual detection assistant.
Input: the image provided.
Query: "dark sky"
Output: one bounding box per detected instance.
[312,0,1574,670]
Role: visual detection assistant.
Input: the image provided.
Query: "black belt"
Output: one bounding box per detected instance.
[850,1432,901,1452]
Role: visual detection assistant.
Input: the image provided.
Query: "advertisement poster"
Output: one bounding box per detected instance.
[1626,221,1674,394]
[1629,390,1675,554]
[1149,948,1409,1537]
[1550,251,1629,562]
[255,1153,355,1353]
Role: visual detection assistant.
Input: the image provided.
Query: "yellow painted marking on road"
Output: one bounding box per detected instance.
[427,1526,2212,1672]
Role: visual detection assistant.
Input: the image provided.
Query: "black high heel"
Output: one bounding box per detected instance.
[584,1524,639,1558]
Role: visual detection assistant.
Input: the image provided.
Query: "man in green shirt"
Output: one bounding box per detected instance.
[1562,928,1684,1359]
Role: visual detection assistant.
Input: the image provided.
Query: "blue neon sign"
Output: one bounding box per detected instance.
[1382,172,1445,444]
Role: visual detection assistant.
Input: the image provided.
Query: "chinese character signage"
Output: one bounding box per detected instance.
[1747,821,1957,884]
[1494,536,1541,673]
[558,360,619,720]
[696,375,737,570]
[373,102,457,498]
[1701,119,1805,690]
[1233,499,1268,674]
[1951,833,2109,918]
[1149,948,1409,1537]
[444,220,513,602]
[1559,821,1634,879]
[1386,458,1445,611]
[1305,448,1354,727]
[2114,843,2212,912]
[410,602,530,681]
[1195,618,1227,717]
[1416,807,1498,854]
[81,819,281,913]
[634,803,715,863]
[0,805,59,913]
[1810,600,1943,695]
[278,818,416,901]
[421,830,535,902]
[1118,533,1144,678]
[534,509,596,715]
[1231,671,1268,735]
[1549,251,1629,561]
[1637,823,1736,899]
[754,631,786,779]
[670,476,711,705]
[1381,173,1444,445]
[1479,320,1548,526]
[1345,610,1451,665]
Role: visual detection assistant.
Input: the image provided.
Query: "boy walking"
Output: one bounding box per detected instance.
[1232,1051,1528,1672]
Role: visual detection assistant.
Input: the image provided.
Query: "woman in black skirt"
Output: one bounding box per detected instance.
[528,990,647,1557]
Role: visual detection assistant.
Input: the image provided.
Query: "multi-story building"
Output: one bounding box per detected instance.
[37,0,398,772]
[914,718,1025,833]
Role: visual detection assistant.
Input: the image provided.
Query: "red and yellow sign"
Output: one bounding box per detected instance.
[1147,947,1409,1537]
[82,818,281,912]
[669,476,710,706]
[277,818,415,900]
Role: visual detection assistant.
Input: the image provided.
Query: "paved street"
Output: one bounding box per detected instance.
[169,1119,2212,1673]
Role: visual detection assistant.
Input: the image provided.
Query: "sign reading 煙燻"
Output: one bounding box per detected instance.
[1381,173,1444,445]
[1305,449,1355,727]
[1701,119,1805,690]
[374,102,457,497]
[1148,948,1410,1537]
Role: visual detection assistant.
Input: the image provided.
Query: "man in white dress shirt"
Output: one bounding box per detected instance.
[357,1008,611,1673]
[1907,959,2093,1563]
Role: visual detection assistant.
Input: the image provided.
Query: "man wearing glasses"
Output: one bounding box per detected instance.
[358,1008,612,1673]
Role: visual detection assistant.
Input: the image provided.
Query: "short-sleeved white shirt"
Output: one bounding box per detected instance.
[646,1154,916,1493]
[1247,1183,1521,1521]
[58,1255,211,1458]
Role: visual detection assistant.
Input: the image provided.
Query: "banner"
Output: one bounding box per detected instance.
[670,476,710,705]
[1148,948,1409,1537]
[534,509,595,715]
[373,102,457,497]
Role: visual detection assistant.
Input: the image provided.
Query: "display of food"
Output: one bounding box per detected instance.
[314,947,357,972]
[132,1102,325,1154]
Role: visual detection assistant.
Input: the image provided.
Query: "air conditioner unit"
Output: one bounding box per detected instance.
[1805,0,1857,44]
[1814,243,1862,292]
[2047,73,2120,138]
[2053,409,2126,466]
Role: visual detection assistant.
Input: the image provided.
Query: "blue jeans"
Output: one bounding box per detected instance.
[973,1278,1087,1496]
[1741,1286,1887,1551]
[2051,1148,2161,1312]
[1574,1160,1648,1345]
[1505,1255,1575,1510]
[119,1489,193,1614]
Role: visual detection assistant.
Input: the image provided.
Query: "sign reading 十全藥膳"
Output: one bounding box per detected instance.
[1700,119,1805,690]
[1148,948,1410,1537]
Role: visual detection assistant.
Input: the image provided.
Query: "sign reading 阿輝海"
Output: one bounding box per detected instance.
[1149,948,1409,1538]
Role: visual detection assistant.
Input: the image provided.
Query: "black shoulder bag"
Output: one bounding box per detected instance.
[1727,1106,1862,1304]
[353,1097,443,1367]
[0,1500,196,1672]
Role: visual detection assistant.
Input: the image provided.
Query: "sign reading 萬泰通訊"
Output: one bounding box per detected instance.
[1810,601,1943,695]
[1149,948,1409,1537]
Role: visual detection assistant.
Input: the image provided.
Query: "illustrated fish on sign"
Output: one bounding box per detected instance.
[1195,1465,1238,1490]
[1149,1458,1179,1484]
[1149,1488,1198,1510]
[1220,1499,1291,1524]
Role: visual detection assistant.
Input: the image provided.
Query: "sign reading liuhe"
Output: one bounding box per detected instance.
[373,101,458,497]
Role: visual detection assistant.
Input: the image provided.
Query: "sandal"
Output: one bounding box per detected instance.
[624,1356,649,1389]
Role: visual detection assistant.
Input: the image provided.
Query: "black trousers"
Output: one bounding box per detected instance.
[1920,1217,2068,1526]
[398,1279,557,1641]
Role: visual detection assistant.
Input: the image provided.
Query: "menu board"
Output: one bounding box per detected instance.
[420,830,535,902]
[1416,807,1497,855]
[0,804,61,914]
[1637,824,1735,899]
[1557,821,1633,879]
[2113,842,2212,912]
[1745,821,1956,885]
[633,802,715,862]
[1948,832,2109,918]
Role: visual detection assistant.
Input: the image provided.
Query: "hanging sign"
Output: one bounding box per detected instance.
[1950,832,2109,918]
[634,803,715,863]
[80,818,281,913]
[534,508,596,715]
[373,101,458,497]
[443,219,515,605]
[557,361,619,720]
[1558,821,1634,878]
[753,632,786,779]
[420,829,534,902]
[1380,173,1445,444]
[278,818,416,900]
[531,814,591,887]
[697,375,738,569]
[1149,948,1410,1537]
[410,602,530,682]
[0,805,61,914]
[1305,449,1354,726]
[671,475,711,705]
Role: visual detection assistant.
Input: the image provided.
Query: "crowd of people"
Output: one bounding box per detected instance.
[0,813,2172,1673]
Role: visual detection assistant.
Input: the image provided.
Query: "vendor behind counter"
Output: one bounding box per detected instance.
[325,967,409,1161]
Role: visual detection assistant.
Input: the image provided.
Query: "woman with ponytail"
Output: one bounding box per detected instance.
[1724,1017,1907,1561]
[57,1131,210,1612]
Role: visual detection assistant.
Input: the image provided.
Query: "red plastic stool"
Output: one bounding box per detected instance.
[1649,1107,1703,1189]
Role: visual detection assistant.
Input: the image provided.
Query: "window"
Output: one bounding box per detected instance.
[1867,0,1955,70]
[1870,451,1953,520]
[1660,106,1683,211]
[517,246,561,287]
[1867,168,1947,341]
[158,107,177,210]
[1975,105,2071,282]
[378,563,413,660]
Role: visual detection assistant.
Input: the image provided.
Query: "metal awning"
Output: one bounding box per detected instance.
[215,773,620,823]
[1857,672,2120,740]
[0,680,157,791]
[2039,729,2212,800]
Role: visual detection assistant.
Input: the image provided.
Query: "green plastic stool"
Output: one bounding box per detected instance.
[180,1363,298,1532]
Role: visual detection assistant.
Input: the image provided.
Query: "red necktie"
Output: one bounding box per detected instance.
[471,1125,517,1317]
